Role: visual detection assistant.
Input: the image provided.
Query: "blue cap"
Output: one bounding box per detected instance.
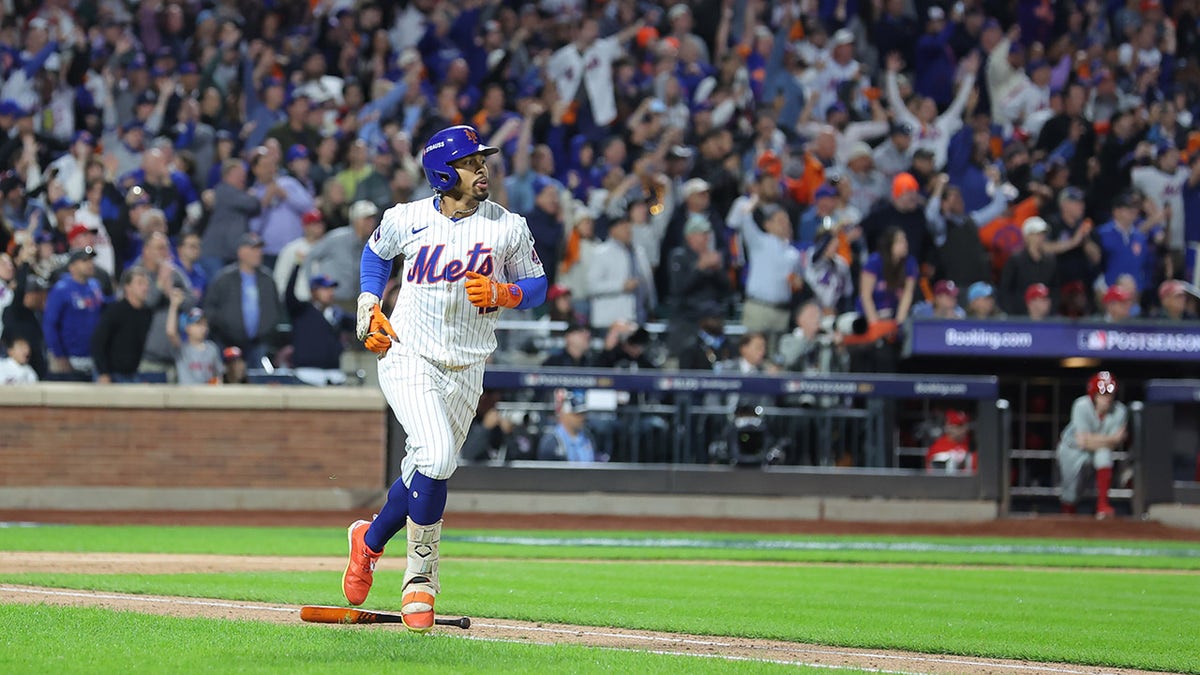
[262,76,284,90]
[1061,186,1085,202]
[285,144,309,162]
[178,307,205,332]
[1026,59,1049,73]
[983,18,1001,31]
[814,184,838,200]
[891,122,914,136]
[215,129,236,142]
[0,99,18,117]
[1009,41,1026,56]
[556,388,588,415]
[34,229,54,244]
[826,101,849,117]
[72,130,95,146]
[967,282,994,303]
[127,53,148,70]
[51,197,76,211]
[137,90,158,106]
[121,119,144,133]
[310,274,339,289]
[179,62,199,75]
[155,46,175,60]
[530,174,558,196]
[285,90,312,108]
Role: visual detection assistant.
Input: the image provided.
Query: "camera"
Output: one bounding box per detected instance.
[821,312,868,337]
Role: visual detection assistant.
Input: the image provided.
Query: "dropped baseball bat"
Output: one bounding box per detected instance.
[300,605,471,629]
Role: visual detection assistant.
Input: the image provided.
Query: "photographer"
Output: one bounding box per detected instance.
[777,301,847,376]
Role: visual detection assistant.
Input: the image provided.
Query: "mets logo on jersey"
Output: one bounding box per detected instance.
[407,242,494,283]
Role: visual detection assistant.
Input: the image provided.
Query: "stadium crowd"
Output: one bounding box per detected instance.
[1,0,1199,386]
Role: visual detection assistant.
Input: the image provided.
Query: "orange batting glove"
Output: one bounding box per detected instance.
[357,292,397,355]
[364,306,397,355]
[464,271,522,309]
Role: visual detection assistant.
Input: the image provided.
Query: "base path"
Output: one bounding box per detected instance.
[0,583,1167,675]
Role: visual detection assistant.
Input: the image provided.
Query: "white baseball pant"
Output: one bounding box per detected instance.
[378,353,484,484]
[1056,446,1114,505]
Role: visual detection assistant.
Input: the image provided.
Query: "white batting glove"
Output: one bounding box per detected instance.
[356,292,381,341]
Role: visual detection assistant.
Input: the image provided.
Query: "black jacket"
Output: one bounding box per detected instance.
[285,266,353,369]
[90,299,153,376]
[665,245,732,323]
[999,250,1059,315]
[2,264,47,377]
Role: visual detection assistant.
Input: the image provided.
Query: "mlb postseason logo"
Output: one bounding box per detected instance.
[1078,330,1108,351]
[1076,328,1200,355]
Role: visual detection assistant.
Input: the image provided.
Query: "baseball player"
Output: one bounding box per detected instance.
[1056,371,1127,519]
[925,410,977,474]
[342,125,547,632]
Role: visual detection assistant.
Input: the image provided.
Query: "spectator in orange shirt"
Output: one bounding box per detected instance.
[926,409,977,474]
[978,190,1042,278]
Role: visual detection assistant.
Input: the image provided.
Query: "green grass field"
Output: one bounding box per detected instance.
[2,524,1198,674]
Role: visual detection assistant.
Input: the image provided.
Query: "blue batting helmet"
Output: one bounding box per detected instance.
[420,125,499,192]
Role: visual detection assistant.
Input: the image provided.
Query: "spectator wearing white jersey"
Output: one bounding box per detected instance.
[46,131,95,203]
[987,26,1049,132]
[1132,142,1190,258]
[795,97,890,168]
[546,17,645,135]
[0,336,38,384]
[885,51,979,170]
[805,29,866,123]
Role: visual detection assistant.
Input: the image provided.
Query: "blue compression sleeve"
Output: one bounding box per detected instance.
[513,275,547,310]
[364,476,410,552]
[360,245,392,297]
[408,472,448,525]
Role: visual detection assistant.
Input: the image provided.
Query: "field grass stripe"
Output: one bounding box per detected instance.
[447,535,1200,558]
[0,585,294,613]
[468,620,1112,675]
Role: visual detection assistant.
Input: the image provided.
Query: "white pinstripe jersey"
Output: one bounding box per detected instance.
[368,196,544,368]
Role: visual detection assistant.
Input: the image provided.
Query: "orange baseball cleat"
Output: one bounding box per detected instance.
[401,577,437,633]
[342,520,383,606]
